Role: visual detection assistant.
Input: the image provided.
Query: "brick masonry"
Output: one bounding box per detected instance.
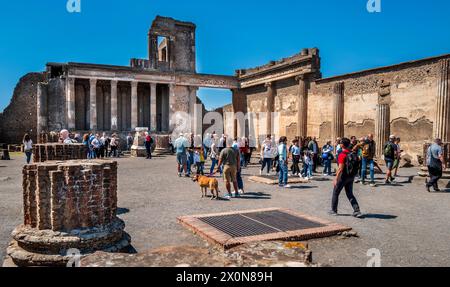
[6,160,130,267]
[32,143,88,162]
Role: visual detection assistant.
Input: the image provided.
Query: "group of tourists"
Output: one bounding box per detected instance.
[80,132,120,159]
[173,133,251,199]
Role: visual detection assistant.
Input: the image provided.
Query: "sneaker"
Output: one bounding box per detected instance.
[284,185,292,188]
[259,169,262,176]
[354,178,361,183]
[328,210,338,216]
[360,181,366,185]
[369,182,376,187]
[238,189,244,194]
[178,173,182,177]
[299,174,303,178]
[185,174,190,178]
[353,211,364,218]
[385,180,391,185]
[266,173,271,177]
[434,187,441,192]
[225,194,232,199]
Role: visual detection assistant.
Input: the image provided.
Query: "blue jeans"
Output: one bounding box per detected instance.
[237,170,244,190]
[261,158,272,174]
[323,159,332,175]
[210,158,222,174]
[25,151,32,164]
[278,160,288,186]
[361,158,375,182]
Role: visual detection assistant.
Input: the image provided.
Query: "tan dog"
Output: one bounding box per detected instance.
[192,175,220,200]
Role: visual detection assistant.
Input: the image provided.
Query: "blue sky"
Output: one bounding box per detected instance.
[1,0,449,111]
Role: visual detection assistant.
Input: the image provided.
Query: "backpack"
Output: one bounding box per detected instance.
[362,142,370,158]
[383,142,394,159]
[343,150,360,177]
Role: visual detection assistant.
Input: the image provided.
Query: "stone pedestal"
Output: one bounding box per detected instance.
[131,127,148,157]
[153,134,172,155]
[6,160,130,267]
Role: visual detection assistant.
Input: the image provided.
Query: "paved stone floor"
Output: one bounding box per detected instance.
[1,153,450,267]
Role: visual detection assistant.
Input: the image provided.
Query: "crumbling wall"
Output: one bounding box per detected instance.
[0,72,46,144]
[309,57,444,160]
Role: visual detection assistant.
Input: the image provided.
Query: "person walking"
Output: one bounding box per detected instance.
[217,140,240,199]
[426,138,446,192]
[393,137,402,178]
[291,139,302,177]
[126,133,133,152]
[277,136,291,188]
[322,141,334,176]
[91,134,101,158]
[260,136,273,176]
[329,137,363,218]
[110,134,118,158]
[174,134,189,177]
[360,134,377,187]
[308,137,319,173]
[145,132,153,159]
[383,135,398,184]
[209,139,221,176]
[232,142,245,195]
[23,134,33,164]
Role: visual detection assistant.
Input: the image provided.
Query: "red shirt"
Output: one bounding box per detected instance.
[337,149,350,165]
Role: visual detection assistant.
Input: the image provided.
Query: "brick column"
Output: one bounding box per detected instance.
[265,82,275,136]
[150,83,157,132]
[375,104,390,158]
[111,80,118,131]
[131,81,138,129]
[331,82,345,141]
[435,59,450,142]
[67,78,76,130]
[295,75,308,138]
[89,78,97,130]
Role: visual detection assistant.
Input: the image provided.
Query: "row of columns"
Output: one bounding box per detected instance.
[435,59,450,142]
[67,78,165,132]
[264,75,310,138]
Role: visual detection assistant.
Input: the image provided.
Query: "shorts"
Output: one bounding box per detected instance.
[223,165,237,183]
[385,158,394,170]
[176,153,187,165]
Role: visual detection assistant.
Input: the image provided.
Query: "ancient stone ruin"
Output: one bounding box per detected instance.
[33,143,88,162]
[6,160,130,267]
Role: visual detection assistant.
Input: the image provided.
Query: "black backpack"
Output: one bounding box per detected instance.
[343,150,360,177]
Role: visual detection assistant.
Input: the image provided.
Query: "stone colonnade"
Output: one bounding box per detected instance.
[66,78,170,133]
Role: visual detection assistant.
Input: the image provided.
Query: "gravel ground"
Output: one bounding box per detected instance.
[1,153,450,267]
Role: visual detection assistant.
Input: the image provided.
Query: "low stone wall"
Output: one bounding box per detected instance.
[33,143,88,162]
[6,160,130,266]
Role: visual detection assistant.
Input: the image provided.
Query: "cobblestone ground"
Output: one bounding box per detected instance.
[1,153,450,267]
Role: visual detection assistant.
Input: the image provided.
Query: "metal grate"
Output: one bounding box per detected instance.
[199,210,325,238]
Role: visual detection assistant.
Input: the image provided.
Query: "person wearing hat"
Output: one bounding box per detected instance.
[383,135,398,184]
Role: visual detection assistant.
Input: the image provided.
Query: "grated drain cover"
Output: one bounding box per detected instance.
[199,210,325,238]
[178,208,352,249]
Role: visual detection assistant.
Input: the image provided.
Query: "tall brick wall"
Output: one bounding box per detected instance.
[0,72,46,144]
